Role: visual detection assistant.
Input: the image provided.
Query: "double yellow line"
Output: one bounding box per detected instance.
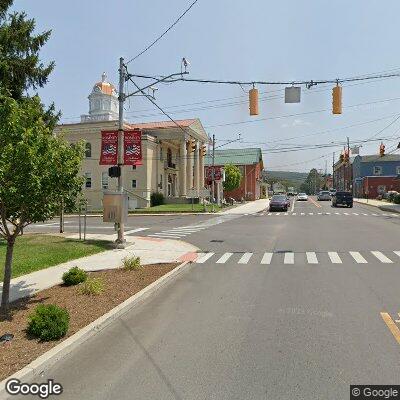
[308,197,322,208]
[381,312,400,345]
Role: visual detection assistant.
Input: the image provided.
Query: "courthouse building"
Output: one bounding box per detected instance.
[55,74,208,209]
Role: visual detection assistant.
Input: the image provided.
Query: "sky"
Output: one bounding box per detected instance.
[14,0,400,173]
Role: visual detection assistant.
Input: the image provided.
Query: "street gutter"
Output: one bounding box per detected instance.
[0,261,193,397]
[354,199,400,214]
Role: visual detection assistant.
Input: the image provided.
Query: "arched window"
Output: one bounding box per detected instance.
[85,142,92,158]
[167,148,172,167]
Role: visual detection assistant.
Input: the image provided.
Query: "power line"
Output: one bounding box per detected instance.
[126,0,199,64]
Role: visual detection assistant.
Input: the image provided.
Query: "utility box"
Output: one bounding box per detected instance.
[103,192,128,223]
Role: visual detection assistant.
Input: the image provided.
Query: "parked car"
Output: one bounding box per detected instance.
[317,191,331,201]
[296,193,308,201]
[329,189,337,196]
[269,194,290,211]
[332,191,353,208]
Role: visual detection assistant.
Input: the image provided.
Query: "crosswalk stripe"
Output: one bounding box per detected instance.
[318,212,322,215]
[335,212,340,215]
[261,252,273,264]
[284,212,288,216]
[216,253,233,264]
[284,252,294,264]
[276,213,281,216]
[148,234,183,239]
[372,213,378,216]
[309,212,314,215]
[393,251,400,258]
[391,213,398,217]
[352,213,359,216]
[343,212,349,215]
[382,213,388,216]
[238,252,253,264]
[300,212,305,215]
[349,251,368,263]
[153,232,187,237]
[328,252,342,264]
[124,228,149,235]
[196,253,215,263]
[371,251,393,263]
[325,212,331,215]
[292,212,297,215]
[362,213,368,216]
[268,213,272,216]
[306,252,318,264]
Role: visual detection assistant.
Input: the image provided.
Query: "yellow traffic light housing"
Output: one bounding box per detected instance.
[249,87,259,116]
[332,84,342,114]
[379,143,385,157]
[189,139,196,153]
[201,145,207,156]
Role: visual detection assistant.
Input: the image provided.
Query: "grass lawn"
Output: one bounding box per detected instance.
[0,235,112,281]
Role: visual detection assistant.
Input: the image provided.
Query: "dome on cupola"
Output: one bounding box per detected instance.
[81,72,119,123]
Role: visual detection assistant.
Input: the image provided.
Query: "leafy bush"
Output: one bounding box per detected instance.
[79,277,105,295]
[151,192,164,207]
[122,255,142,271]
[223,164,242,192]
[27,304,70,341]
[62,266,87,286]
[393,194,400,204]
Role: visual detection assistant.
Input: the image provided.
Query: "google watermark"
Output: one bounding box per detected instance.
[351,385,400,399]
[5,378,63,398]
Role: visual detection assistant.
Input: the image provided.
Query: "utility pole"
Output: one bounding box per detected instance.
[332,152,335,189]
[117,57,126,247]
[211,134,215,212]
[347,136,350,192]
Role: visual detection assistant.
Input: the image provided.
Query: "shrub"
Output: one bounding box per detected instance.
[122,255,142,271]
[62,266,88,286]
[393,194,400,204]
[27,304,69,341]
[151,192,164,207]
[79,277,105,295]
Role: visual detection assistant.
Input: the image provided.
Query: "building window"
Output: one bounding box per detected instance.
[85,142,92,158]
[101,171,108,190]
[132,165,136,170]
[131,179,137,189]
[167,148,173,167]
[160,174,163,189]
[373,166,382,175]
[397,166,400,175]
[85,172,92,188]
[160,148,163,160]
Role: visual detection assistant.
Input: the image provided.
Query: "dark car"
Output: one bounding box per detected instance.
[269,194,290,211]
[332,191,353,208]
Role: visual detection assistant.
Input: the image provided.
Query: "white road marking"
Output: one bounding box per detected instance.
[268,213,272,216]
[148,234,183,239]
[393,251,400,258]
[284,252,294,264]
[300,212,305,216]
[284,212,288,216]
[325,212,331,215]
[290,201,295,212]
[335,212,340,215]
[343,212,349,215]
[328,252,342,264]
[33,222,60,227]
[276,213,281,216]
[391,213,398,217]
[125,228,149,235]
[216,253,233,264]
[372,213,378,216]
[349,251,368,264]
[292,212,297,216]
[352,213,359,216]
[261,252,273,264]
[308,212,314,215]
[306,252,318,264]
[362,213,368,216]
[196,252,215,263]
[381,213,388,217]
[318,212,322,215]
[238,252,253,264]
[371,251,393,263]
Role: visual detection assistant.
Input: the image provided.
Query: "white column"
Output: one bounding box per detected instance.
[180,140,187,197]
[199,142,205,190]
[194,140,200,193]
[186,141,193,190]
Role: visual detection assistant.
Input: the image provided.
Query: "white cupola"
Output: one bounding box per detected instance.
[81,72,119,122]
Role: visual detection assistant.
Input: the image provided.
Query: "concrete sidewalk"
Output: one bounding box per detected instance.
[354,198,400,213]
[0,235,199,303]
[219,198,269,215]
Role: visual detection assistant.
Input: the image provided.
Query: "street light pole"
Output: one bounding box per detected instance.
[211,134,215,213]
[117,57,126,246]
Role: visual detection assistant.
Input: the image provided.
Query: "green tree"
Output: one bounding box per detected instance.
[223,164,242,192]
[0,0,54,100]
[0,95,84,315]
[301,168,322,195]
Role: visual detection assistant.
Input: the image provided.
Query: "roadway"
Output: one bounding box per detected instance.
[13,197,400,399]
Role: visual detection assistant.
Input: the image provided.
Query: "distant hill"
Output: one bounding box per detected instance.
[267,170,308,183]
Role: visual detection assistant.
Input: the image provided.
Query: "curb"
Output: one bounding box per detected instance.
[0,261,192,398]
[354,200,400,214]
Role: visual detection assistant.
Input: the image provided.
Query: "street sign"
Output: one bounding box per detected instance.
[199,188,210,198]
[187,188,198,198]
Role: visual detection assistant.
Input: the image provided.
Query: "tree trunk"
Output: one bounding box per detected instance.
[1,238,15,316]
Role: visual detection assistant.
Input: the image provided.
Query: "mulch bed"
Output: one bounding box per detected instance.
[0,263,178,381]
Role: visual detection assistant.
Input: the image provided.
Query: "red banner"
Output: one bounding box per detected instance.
[205,166,222,185]
[124,129,142,165]
[100,131,118,165]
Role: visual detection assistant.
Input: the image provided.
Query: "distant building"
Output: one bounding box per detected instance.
[352,154,400,198]
[204,148,263,201]
[55,74,208,209]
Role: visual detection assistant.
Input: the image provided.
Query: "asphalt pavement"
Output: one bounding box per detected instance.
[11,197,400,400]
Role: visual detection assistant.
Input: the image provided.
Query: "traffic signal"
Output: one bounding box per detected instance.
[189,139,196,153]
[249,87,259,116]
[332,84,342,114]
[379,143,385,157]
[108,166,121,178]
[201,145,207,156]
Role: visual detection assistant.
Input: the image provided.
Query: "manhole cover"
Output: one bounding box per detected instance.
[210,240,224,243]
